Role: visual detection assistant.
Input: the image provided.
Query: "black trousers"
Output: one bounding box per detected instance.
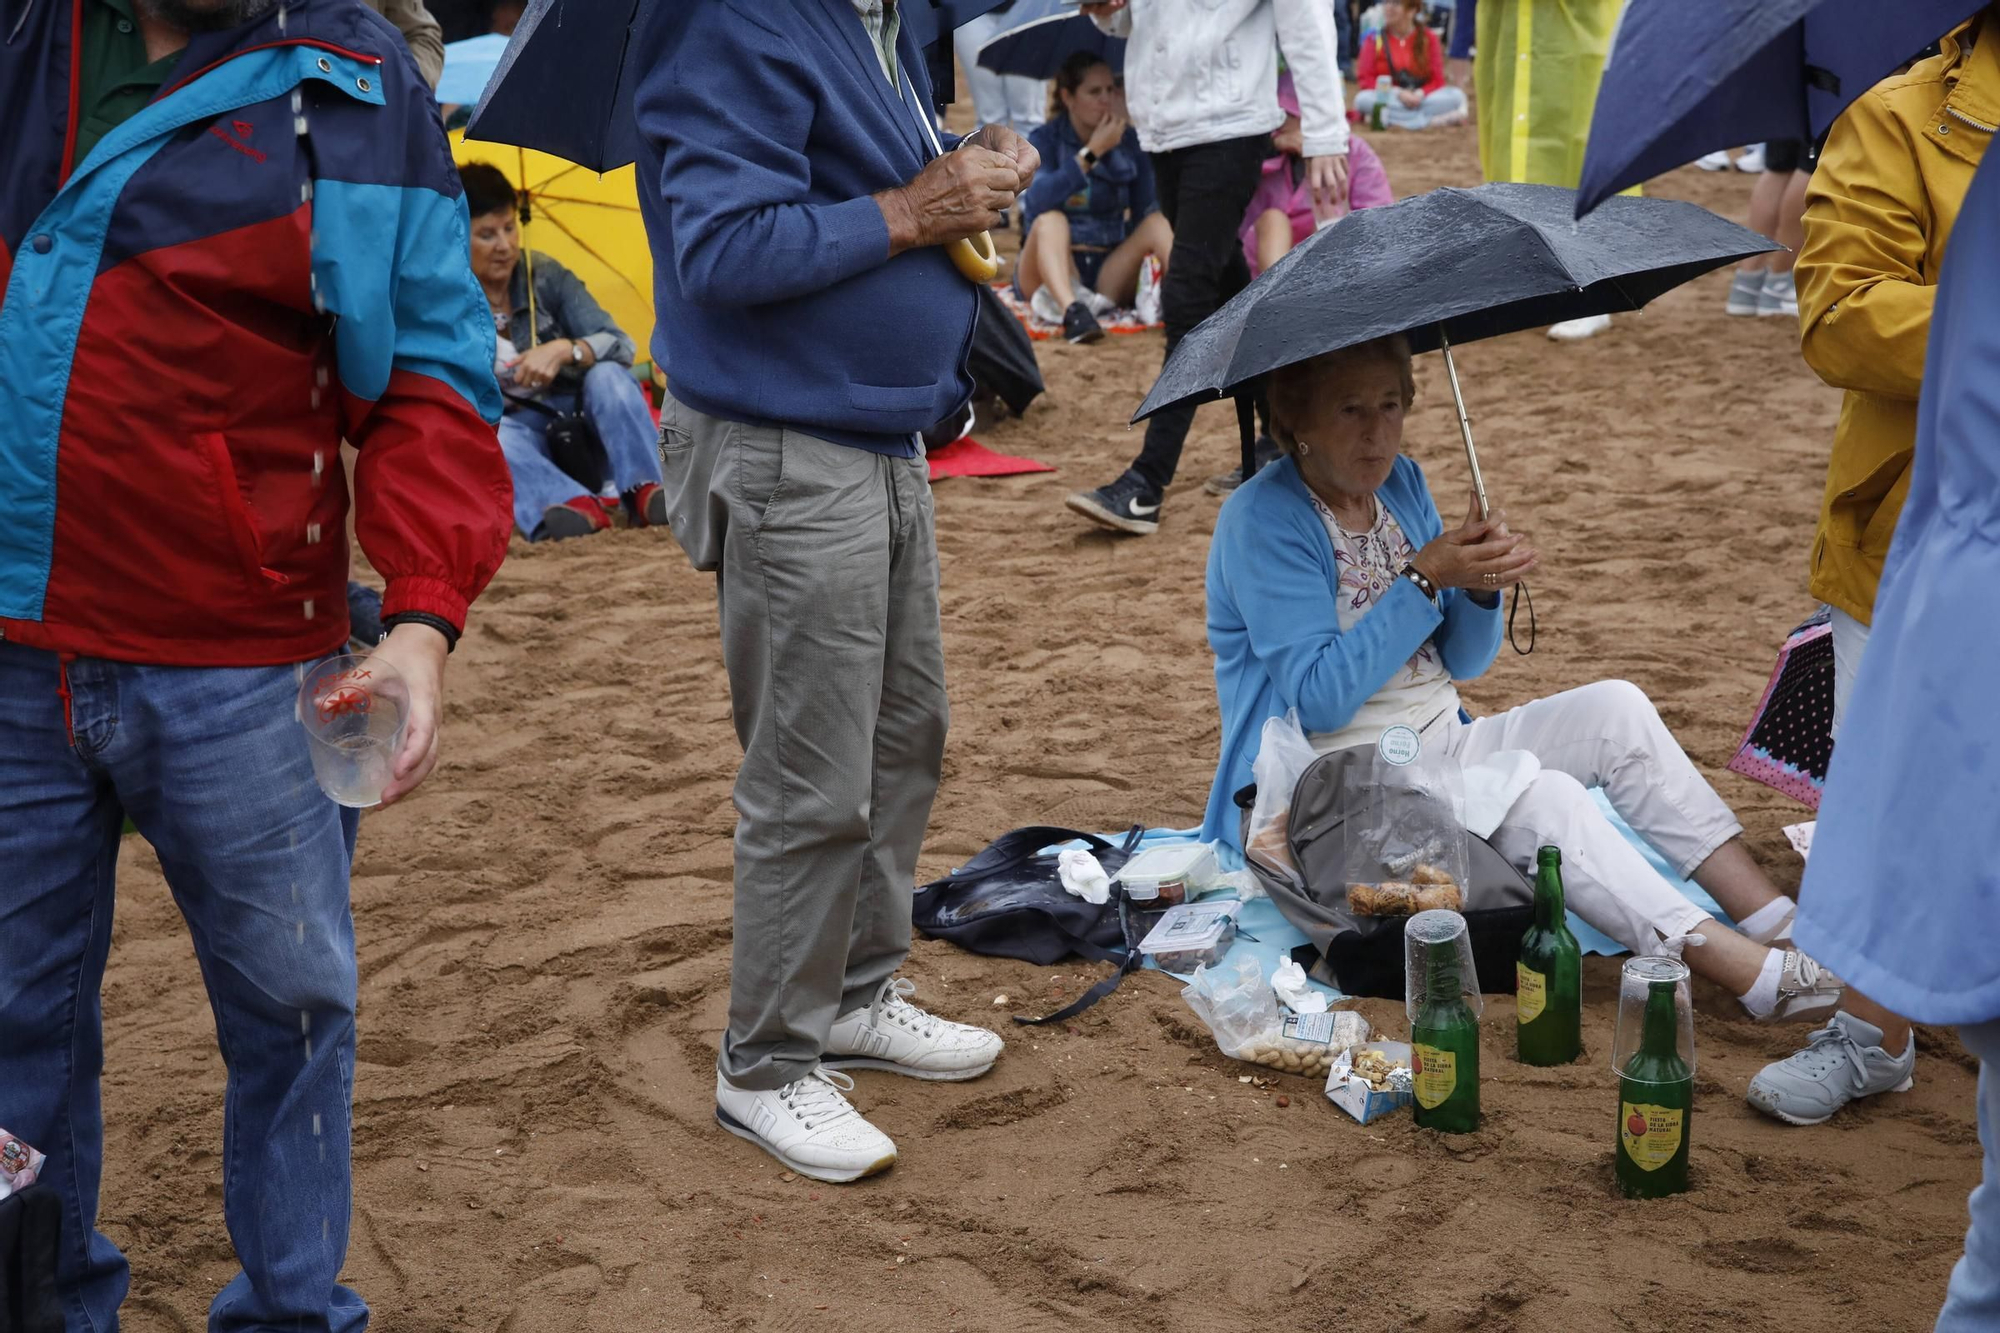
[1128,134,1270,492]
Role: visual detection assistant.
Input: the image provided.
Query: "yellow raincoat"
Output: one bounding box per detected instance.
[1797,18,1997,626]
[1474,0,1625,187]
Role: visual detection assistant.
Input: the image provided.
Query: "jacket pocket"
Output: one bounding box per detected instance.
[1823,444,1913,553]
[847,381,940,416]
[195,433,289,591]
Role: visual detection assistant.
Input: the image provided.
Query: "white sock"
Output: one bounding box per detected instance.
[1737,897,1795,943]
[1738,949,1784,1019]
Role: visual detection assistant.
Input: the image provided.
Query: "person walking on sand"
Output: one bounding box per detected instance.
[634,0,1039,1185]
[0,0,513,1326]
[1064,0,1350,536]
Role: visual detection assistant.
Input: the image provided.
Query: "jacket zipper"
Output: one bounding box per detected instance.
[1945,105,1997,132]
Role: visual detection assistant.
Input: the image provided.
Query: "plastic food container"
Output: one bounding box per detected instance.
[1118,842,1220,908]
[1138,900,1239,973]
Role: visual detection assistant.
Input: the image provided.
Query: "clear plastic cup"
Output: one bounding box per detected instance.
[298,654,408,808]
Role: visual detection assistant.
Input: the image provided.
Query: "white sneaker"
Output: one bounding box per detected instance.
[1028,285,1064,325]
[1547,313,1613,341]
[1695,149,1734,171]
[824,977,1005,1082]
[1736,143,1767,173]
[714,1068,897,1183]
[1725,269,1767,317]
[1758,271,1799,318]
[1760,948,1845,1024]
[1747,1011,1915,1125]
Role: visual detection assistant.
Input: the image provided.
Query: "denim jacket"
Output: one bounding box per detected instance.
[1019,115,1156,252]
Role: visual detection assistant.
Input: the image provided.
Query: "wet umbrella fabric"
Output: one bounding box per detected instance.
[1727,607,1834,811]
[1133,183,1776,422]
[1577,0,1982,215]
[464,0,1018,172]
[976,0,1125,80]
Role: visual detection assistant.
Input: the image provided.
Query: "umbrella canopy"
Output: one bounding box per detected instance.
[465,0,1018,172]
[435,33,509,106]
[1577,0,1982,215]
[977,0,1124,80]
[1133,183,1777,422]
[450,132,656,363]
[1727,608,1833,810]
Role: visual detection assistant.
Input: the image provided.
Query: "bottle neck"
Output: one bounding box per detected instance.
[1421,945,1465,1016]
[1533,860,1565,929]
[1638,981,1680,1056]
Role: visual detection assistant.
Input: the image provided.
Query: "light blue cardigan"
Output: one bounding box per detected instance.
[1201,454,1505,854]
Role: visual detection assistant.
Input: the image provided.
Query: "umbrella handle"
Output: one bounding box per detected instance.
[948,231,1000,283]
[1438,328,1490,522]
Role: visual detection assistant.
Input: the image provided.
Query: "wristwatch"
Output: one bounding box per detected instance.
[570,341,586,365]
[1080,148,1099,169]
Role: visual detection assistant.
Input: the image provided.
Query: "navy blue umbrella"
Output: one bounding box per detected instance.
[976,0,1124,79]
[1577,0,1983,215]
[466,0,1017,172]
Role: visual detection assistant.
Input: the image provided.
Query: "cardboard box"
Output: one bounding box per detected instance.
[1325,1040,1415,1124]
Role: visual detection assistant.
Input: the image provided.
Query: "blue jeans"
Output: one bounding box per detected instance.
[497,361,663,539]
[0,642,364,1333]
[1940,1020,2000,1329]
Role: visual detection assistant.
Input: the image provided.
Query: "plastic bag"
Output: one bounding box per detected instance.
[1182,955,1372,1077]
[1245,711,1321,887]
[1331,734,1471,914]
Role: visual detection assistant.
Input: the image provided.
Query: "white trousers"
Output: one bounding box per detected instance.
[1428,680,1740,953]
[952,12,1049,139]
[1829,605,1870,737]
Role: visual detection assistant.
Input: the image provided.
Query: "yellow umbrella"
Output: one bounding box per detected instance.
[449,132,657,371]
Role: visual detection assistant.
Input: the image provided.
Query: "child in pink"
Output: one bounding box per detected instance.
[1241,74,1396,276]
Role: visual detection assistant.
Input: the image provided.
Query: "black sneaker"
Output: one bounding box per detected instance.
[1202,435,1282,497]
[1062,300,1105,345]
[1065,472,1163,535]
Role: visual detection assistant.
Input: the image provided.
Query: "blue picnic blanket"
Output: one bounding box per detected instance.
[1131,791,1728,1002]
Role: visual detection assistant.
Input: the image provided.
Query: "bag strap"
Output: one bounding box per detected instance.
[502,391,564,418]
[1014,891,1142,1027]
[933,824,1132,887]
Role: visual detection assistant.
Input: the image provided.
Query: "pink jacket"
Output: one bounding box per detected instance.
[1240,133,1394,275]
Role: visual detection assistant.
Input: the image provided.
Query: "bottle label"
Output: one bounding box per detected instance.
[1620,1102,1685,1172]
[1516,964,1547,1024]
[1412,1043,1456,1108]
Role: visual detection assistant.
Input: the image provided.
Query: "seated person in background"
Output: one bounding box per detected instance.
[1354,0,1469,130]
[461,164,666,541]
[1203,336,1849,1029]
[1241,72,1395,277]
[1016,53,1172,344]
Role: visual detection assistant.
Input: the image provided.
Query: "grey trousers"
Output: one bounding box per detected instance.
[657,390,950,1091]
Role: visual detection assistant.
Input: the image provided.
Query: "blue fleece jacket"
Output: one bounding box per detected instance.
[1202,454,1505,854]
[1019,116,1155,252]
[633,0,979,454]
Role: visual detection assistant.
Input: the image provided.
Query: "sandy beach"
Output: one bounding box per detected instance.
[96,122,1981,1331]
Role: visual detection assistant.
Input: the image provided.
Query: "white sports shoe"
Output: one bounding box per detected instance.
[1694,149,1734,171]
[1547,313,1613,341]
[714,1068,897,1183]
[1747,1011,1915,1125]
[1736,143,1767,173]
[1761,948,1845,1024]
[824,978,1005,1082]
[1028,285,1064,325]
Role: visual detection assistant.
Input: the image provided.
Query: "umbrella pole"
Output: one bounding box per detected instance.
[1438,326,1490,522]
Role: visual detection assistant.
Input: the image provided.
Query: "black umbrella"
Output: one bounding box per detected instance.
[1133,183,1778,517]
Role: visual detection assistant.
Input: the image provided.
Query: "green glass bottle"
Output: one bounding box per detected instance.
[1516,846,1583,1066]
[1616,978,1693,1199]
[1411,938,1481,1133]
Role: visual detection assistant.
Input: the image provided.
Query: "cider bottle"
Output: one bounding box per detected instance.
[1517,845,1583,1065]
[1616,977,1693,1198]
[1411,937,1481,1133]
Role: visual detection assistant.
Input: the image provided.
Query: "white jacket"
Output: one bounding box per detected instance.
[1093,0,1349,159]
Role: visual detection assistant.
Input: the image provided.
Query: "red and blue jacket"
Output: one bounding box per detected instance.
[0,0,510,666]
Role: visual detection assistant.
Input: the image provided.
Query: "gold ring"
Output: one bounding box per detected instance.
[1483,572,1497,585]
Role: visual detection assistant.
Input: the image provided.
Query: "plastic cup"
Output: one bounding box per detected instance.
[298,654,408,808]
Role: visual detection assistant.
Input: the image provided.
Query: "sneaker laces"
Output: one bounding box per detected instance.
[1782,951,1830,994]
[874,978,943,1040]
[1789,1020,1871,1085]
[776,1068,860,1132]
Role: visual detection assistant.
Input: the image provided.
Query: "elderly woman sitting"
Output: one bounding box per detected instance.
[1202,336,1840,1023]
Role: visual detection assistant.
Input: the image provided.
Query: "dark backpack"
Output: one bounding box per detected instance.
[912,825,1146,1025]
